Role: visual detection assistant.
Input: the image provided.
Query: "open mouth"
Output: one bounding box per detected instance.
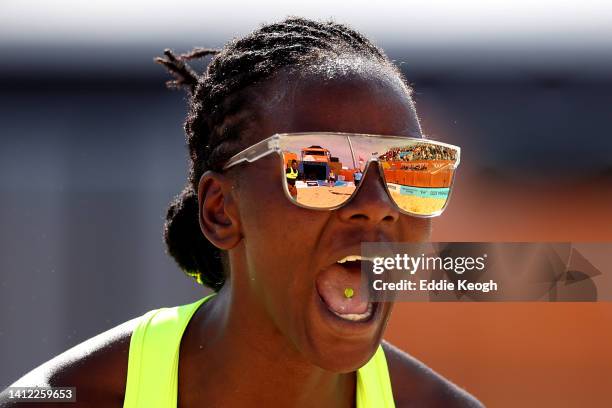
[315,255,376,323]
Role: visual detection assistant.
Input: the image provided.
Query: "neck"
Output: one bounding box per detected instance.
[178,284,356,408]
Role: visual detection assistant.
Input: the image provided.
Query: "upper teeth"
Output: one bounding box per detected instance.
[337,255,374,264]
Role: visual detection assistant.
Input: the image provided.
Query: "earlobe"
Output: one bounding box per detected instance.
[197,171,242,250]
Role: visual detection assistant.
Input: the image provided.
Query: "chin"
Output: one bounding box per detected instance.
[307,339,382,373]
[297,294,392,372]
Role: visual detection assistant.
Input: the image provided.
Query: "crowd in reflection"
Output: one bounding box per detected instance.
[379,143,457,161]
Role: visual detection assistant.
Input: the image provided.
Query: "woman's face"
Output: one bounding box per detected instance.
[225,67,430,372]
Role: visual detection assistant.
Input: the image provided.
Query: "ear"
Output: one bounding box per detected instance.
[197,170,242,250]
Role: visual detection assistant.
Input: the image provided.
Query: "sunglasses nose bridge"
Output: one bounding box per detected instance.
[361,158,384,184]
[333,158,402,223]
[352,159,395,203]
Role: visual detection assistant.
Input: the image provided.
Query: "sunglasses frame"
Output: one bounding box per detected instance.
[222,132,461,218]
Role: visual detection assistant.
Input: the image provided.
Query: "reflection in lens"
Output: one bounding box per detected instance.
[279,135,458,215]
[378,142,457,215]
[280,136,356,208]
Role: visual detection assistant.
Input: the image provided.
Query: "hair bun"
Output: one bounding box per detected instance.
[163,185,225,290]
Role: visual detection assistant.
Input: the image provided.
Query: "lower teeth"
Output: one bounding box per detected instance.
[331,303,373,321]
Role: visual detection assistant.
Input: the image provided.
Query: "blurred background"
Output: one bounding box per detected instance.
[1,1,611,406]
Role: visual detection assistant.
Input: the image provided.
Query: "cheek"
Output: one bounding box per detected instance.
[237,171,331,338]
[238,167,327,293]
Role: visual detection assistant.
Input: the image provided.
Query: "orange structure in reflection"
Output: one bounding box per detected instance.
[382,160,455,187]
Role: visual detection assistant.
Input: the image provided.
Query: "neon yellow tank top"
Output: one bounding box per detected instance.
[123,295,395,407]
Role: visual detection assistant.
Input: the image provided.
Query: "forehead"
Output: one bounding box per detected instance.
[249,66,421,142]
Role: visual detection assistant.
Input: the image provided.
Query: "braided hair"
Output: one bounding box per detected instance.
[157,17,410,291]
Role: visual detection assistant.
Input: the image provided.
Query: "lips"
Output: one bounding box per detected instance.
[315,256,374,322]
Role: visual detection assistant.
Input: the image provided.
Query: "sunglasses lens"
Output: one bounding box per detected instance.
[378,143,458,216]
[280,134,459,215]
[348,136,459,216]
[280,135,355,208]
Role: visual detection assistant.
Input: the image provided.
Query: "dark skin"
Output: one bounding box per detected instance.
[2,68,483,408]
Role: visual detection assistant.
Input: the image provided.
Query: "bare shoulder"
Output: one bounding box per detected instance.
[0,316,141,408]
[382,340,485,408]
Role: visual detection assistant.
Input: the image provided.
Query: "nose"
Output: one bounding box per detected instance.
[336,161,399,225]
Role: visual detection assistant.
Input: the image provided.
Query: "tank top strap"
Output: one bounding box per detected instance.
[356,345,396,408]
[123,295,213,408]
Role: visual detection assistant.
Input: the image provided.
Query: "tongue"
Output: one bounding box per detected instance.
[316,263,369,315]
